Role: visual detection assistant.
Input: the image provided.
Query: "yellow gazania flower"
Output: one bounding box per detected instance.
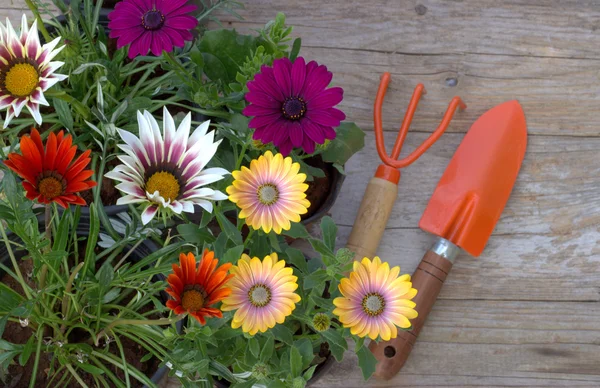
[221,253,301,335]
[333,257,418,341]
[226,151,310,234]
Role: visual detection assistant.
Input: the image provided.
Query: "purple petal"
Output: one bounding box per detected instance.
[290,57,306,96]
[159,0,193,15]
[302,118,325,144]
[165,15,198,30]
[321,124,337,140]
[109,1,143,19]
[273,121,290,146]
[306,87,344,108]
[249,67,285,101]
[245,91,281,109]
[165,4,196,17]
[272,57,292,97]
[289,121,303,148]
[111,27,146,48]
[305,109,342,127]
[141,204,159,225]
[278,140,293,156]
[162,27,185,47]
[248,113,282,129]
[150,31,165,56]
[136,31,153,57]
[328,107,346,121]
[302,135,316,154]
[243,104,279,117]
[301,65,333,101]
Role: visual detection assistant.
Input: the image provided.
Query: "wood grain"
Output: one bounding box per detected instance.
[2,0,600,386]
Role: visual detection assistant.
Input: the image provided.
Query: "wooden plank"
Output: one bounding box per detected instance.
[212,0,600,136]
[314,300,600,387]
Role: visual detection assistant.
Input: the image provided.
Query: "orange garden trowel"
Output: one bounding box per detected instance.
[367,99,528,379]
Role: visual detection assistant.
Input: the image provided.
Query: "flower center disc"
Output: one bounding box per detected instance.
[4,63,39,98]
[257,184,279,205]
[38,177,63,199]
[181,290,205,311]
[248,284,271,307]
[362,293,385,317]
[142,10,165,30]
[146,171,180,201]
[281,97,306,120]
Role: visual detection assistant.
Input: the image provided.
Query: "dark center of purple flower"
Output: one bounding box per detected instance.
[281,96,306,120]
[142,10,165,30]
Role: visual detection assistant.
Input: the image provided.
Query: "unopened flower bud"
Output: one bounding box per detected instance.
[292,377,306,388]
[251,362,269,380]
[312,313,330,332]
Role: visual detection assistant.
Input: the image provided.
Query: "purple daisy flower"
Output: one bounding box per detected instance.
[108,0,198,59]
[243,57,346,155]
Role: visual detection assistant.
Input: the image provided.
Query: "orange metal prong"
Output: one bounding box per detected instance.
[374,72,466,172]
[390,83,426,159]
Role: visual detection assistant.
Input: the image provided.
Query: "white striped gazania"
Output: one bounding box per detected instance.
[0,15,67,128]
[105,107,229,224]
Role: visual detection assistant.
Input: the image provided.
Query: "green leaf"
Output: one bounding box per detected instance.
[102,288,121,304]
[216,212,243,245]
[0,283,25,312]
[308,238,335,260]
[294,339,313,370]
[177,223,215,245]
[0,340,16,351]
[260,335,274,362]
[96,262,114,291]
[302,365,317,382]
[232,380,257,388]
[249,337,260,359]
[321,329,347,362]
[320,216,337,251]
[52,98,74,131]
[303,269,328,290]
[285,248,307,273]
[290,346,302,377]
[321,122,365,166]
[231,113,251,133]
[0,350,19,366]
[271,324,294,346]
[18,335,35,366]
[267,232,281,252]
[78,363,105,375]
[289,38,302,62]
[199,29,257,82]
[282,222,309,239]
[140,353,153,363]
[83,203,100,275]
[222,245,244,264]
[356,344,378,380]
[0,315,8,337]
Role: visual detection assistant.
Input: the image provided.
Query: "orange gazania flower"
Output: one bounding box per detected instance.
[165,250,234,325]
[4,129,96,207]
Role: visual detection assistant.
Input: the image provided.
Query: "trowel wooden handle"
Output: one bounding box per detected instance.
[346,177,398,262]
[369,250,453,380]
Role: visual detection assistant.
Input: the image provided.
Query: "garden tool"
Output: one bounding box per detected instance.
[368,100,528,380]
[346,72,466,262]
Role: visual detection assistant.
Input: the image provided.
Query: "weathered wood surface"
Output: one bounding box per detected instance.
[2,0,600,387]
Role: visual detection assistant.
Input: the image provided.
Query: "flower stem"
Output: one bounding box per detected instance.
[38,204,51,289]
[65,363,89,388]
[24,0,52,43]
[0,221,33,300]
[95,315,184,346]
[28,325,44,388]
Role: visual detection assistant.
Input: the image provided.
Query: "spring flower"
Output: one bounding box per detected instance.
[243,57,345,155]
[227,151,310,234]
[0,15,67,127]
[108,0,198,59]
[221,253,301,335]
[333,257,418,341]
[4,129,96,207]
[105,107,228,224]
[165,250,233,325]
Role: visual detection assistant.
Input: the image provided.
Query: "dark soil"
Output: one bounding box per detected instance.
[1,250,161,387]
[80,159,121,207]
[302,156,333,221]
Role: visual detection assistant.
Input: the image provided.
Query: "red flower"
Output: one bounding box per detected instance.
[4,129,96,207]
[165,250,233,325]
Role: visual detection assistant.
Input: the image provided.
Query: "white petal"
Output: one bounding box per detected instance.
[115,182,145,197]
[41,61,64,77]
[189,199,213,213]
[171,112,191,164]
[162,107,176,158]
[117,128,150,167]
[24,19,40,59]
[116,195,146,205]
[137,110,157,164]
[12,99,26,116]
[170,201,183,214]
[141,205,159,225]
[187,120,211,149]
[143,110,163,162]
[206,190,228,201]
[183,188,214,199]
[40,36,61,58]
[180,201,195,213]
[26,102,42,125]
[3,108,15,128]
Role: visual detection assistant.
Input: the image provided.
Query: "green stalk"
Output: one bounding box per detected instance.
[0,221,32,299]
[91,351,155,388]
[44,90,91,119]
[150,99,232,120]
[28,326,44,388]
[24,0,52,43]
[95,315,183,346]
[112,240,143,272]
[65,363,89,388]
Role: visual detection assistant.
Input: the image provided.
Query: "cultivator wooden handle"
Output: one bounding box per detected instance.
[369,246,455,379]
[346,175,399,262]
